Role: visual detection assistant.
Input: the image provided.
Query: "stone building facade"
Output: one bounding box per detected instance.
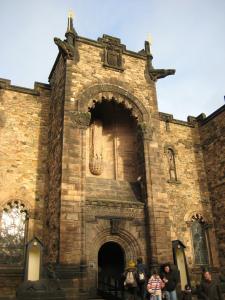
[0,16,224,299]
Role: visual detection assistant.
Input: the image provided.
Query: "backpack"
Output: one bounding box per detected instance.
[124,271,135,286]
[138,271,145,282]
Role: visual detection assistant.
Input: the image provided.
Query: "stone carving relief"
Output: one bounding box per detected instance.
[69,111,91,129]
[99,35,124,71]
[110,218,120,235]
[138,122,154,141]
[89,120,104,175]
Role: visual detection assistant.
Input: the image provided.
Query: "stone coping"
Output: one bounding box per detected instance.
[159,104,225,128]
[0,78,51,96]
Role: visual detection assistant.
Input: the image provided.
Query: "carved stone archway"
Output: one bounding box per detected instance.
[86,226,142,296]
[77,84,150,124]
[88,227,142,268]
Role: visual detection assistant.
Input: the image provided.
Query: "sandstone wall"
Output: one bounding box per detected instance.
[0,79,50,296]
[159,114,220,271]
[199,106,225,268]
[46,55,66,263]
[59,36,174,269]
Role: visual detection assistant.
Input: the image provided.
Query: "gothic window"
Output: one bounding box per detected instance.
[0,200,28,265]
[166,148,177,181]
[191,214,209,266]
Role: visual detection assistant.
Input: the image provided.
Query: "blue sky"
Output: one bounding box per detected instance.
[0,0,224,120]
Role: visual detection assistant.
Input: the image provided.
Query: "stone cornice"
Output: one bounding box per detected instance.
[85,199,145,209]
[77,35,147,61]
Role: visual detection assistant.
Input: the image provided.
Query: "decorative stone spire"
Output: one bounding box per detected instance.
[65,10,77,45]
[145,40,153,69]
[54,11,76,60]
[145,35,175,82]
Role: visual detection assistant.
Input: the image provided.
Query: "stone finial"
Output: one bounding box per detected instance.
[65,10,77,44]
[53,13,77,60]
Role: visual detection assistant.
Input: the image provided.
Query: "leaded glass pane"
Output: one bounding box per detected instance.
[0,201,27,264]
[192,221,209,265]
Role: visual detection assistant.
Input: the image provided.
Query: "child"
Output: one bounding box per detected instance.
[182,284,192,300]
[147,270,165,300]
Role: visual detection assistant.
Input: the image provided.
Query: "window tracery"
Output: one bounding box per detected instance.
[0,200,28,264]
[191,214,209,266]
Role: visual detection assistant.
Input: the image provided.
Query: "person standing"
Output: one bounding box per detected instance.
[198,270,223,300]
[147,269,165,300]
[161,263,179,300]
[136,257,147,300]
[124,260,138,300]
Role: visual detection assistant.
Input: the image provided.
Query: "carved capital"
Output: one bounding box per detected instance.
[69,111,91,129]
[138,122,154,141]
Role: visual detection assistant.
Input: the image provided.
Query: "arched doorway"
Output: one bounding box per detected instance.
[98,242,125,291]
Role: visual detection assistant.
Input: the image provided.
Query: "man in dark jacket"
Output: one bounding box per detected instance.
[198,271,223,300]
[161,263,179,300]
[136,257,147,300]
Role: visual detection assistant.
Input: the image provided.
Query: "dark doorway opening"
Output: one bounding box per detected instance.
[98,241,124,278]
[98,242,125,298]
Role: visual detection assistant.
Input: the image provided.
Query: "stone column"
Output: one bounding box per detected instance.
[59,111,90,266]
[139,120,173,266]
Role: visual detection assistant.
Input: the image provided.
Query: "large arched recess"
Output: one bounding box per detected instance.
[77,84,150,124]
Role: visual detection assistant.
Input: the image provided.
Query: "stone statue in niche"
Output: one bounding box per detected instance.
[89,120,104,175]
[166,148,177,181]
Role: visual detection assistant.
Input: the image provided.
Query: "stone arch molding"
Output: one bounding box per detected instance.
[88,227,142,267]
[0,198,32,216]
[184,210,211,224]
[77,84,150,123]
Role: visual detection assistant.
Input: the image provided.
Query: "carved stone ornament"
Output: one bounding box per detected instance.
[99,35,124,71]
[138,122,154,141]
[69,111,91,129]
[89,120,104,175]
[110,219,120,235]
[149,68,175,82]
[54,37,75,60]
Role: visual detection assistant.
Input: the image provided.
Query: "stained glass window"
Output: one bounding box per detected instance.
[191,218,209,266]
[0,201,28,264]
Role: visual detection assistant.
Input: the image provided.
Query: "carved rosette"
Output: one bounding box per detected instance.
[69,111,91,129]
[138,122,154,141]
[89,120,104,175]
